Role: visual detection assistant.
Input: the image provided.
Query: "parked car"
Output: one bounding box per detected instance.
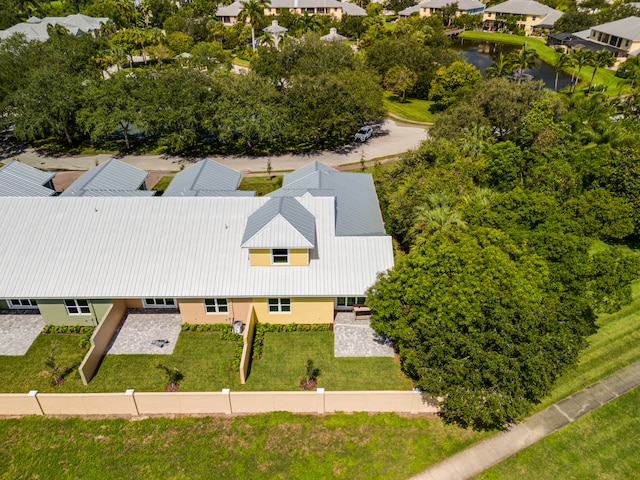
[354,125,374,142]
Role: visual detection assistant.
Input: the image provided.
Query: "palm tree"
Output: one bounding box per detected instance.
[553,49,573,91]
[569,48,594,93]
[508,46,538,83]
[293,12,322,36]
[411,193,465,243]
[588,50,615,93]
[485,53,514,79]
[238,0,271,53]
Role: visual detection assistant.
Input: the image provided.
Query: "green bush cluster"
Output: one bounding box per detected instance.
[42,325,94,335]
[252,323,330,361]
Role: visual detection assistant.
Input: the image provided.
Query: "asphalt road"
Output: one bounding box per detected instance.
[5,119,427,173]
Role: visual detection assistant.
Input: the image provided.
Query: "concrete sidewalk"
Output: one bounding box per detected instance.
[411,360,640,480]
[5,119,427,173]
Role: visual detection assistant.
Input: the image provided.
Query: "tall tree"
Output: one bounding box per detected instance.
[238,0,270,52]
[587,49,615,93]
[570,48,594,93]
[507,45,538,83]
[485,52,513,79]
[367,227,599,430]
[554,49,573,91]
[383,65,417,102]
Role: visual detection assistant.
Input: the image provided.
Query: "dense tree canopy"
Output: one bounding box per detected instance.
[371,78,640,429]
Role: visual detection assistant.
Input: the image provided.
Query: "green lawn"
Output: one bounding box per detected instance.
[238,175,283,196]
[0,332,240,393]
[0,412,486,479]
[383,92,435,123]
[458,31,627,95]
[0,330,409,392]
[240,332,413,391]
[152,175,174,193]
[537,280,640,410]
[476,386,640,479]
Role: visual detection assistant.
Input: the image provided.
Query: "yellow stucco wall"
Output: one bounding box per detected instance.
[253,297,334,324]
[177,298,255,324]
[125,299,143,308]
[250,248,309,266]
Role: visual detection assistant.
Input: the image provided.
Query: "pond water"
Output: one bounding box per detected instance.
[451,39,574,91]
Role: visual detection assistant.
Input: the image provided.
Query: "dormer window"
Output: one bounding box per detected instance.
[272,249,289,264]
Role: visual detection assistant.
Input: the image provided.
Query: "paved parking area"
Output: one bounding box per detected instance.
[105,312,182,355]
[0,314,44,355]
[334,312,394,357]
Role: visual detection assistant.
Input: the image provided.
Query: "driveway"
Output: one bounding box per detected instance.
[9,119,427,174]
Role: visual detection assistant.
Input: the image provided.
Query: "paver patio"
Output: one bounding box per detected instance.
[105,311,182,355]
[333,312,394,357]
[0,313,44,355]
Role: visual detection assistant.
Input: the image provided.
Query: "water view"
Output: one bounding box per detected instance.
[452,39,574,91]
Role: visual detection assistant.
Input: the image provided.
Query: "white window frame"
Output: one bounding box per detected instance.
[64,299,91,315]
[7,299,38,310]
[335,297,367,310]
[268,298,291,313]
[271,248,289,265]
[205,298,229,314]
[143,298,177,308]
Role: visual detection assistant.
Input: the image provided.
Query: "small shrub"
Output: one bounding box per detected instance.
[45,343,64,387]
[156,364,183,392]
[78,332,92,350]
[300,359,321,390]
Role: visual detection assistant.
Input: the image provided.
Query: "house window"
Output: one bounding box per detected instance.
[205,298,228,313]
[143,298,176,308]
[271,248,289,264]
[317,7,325,13]
[336,297,367,309]
[268,298,291,313]
[64,299,91,315]
[7,299,38,309]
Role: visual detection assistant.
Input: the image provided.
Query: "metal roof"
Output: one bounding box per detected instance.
[0,161,55,197]
[419,0,484,10]
[485,0,560,16]
[241,197,316,248]
[590,16,640,41]
[273,163,386,236]
[339,1,366,16]
[0,196,393,298]
[60,158,149,197]
[0,14,108,41]
[283,161,335,187]
[163,159,242,197]
[399,4,421,15]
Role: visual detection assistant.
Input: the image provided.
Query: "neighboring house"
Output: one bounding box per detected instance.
[483,0,563,35]
[0,161,56,197]
[399,0,484,18]
[574,16,640,58]
[60,158,153,197]
[0,14,109,42]
[0,162,393,326]
[217,0,365,26]
[163,158,255,197]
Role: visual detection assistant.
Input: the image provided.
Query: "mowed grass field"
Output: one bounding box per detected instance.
[0,413,487,479]
[476,386,640,479]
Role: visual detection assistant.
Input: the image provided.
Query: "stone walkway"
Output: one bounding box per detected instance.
[105,312,182,355]
[0,314,44,355]
[333,312,394,357]
[411,360,640,480]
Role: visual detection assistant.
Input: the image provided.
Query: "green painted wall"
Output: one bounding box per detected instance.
[0,300,8,309]
[36,299,113,326]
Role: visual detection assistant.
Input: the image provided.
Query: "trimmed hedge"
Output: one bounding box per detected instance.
[42,325,95,350]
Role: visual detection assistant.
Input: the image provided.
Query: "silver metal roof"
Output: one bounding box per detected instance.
[241,197,316,248]
[163,159,242,197]
[60,158,149,197]
[0,14,109,41]
[485,0,560,16]
[0,196,393,298]
[419,0,484,10]
[0,161,55,197]
[591,16,640,41]
[273,163,386,236]
[320,28,347,42]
